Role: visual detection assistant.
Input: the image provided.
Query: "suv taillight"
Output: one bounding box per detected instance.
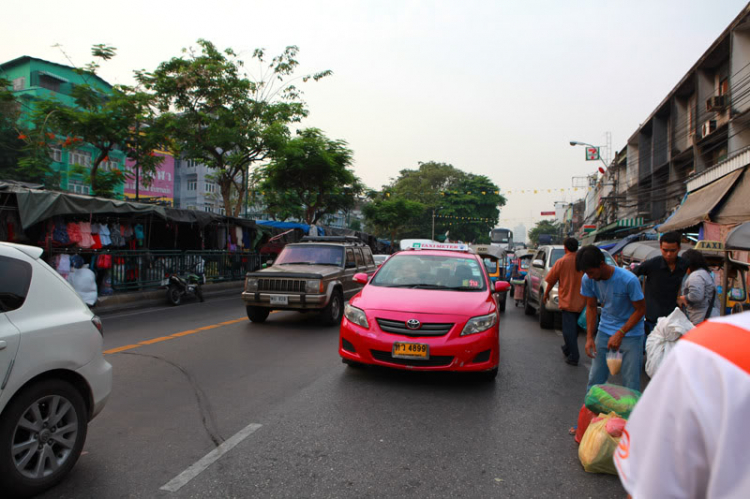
[92,316,104,336]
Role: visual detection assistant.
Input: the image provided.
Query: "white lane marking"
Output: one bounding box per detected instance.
[105,295,238,320]
[160,422,262,492]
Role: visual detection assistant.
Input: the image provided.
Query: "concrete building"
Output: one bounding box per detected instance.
[0,56,127,197]
[173,158,227,214]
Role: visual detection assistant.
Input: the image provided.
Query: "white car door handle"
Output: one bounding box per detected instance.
[0,341,6,350]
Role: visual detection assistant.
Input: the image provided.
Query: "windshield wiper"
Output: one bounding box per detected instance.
[445,286,483,291]
[279,262,314,265]
[412,284,452,289]
[386,284,418,288]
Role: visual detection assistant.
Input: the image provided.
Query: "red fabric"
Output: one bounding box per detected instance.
[91,234,102,250]
[605,417,627,438]
[575,404,597,444]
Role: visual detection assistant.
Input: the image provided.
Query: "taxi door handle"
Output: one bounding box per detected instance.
[0,341,6,350]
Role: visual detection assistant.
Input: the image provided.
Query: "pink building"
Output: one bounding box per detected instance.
[124,151,175,205]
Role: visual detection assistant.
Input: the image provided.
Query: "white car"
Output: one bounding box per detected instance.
[0,242,112,497]
[373,254,390,266]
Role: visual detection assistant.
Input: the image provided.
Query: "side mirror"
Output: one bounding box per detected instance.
[532,259,544,269]
[353,272,369,284]
[494,281,511,293]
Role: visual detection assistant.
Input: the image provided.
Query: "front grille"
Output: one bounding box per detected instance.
[376,318,454,337]
[259,278,305,293]
[370,350,454,367]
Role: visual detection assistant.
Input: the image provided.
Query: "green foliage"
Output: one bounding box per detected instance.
[362,197,425,244]
[258,128,363,224]
[379,161,506,242]
[35,45,166,197]
[348,219,362,231]
[138,40,331,216]
[528,220,560,246]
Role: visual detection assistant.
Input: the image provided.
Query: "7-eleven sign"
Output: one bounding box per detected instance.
[585,146,600,161]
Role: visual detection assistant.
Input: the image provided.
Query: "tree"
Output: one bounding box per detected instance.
[362,197,425,246]
[258,128,363,224]
[382,161,506,242]
[528,220,561,247]
[139,40,331,216]
[35,45,166,197]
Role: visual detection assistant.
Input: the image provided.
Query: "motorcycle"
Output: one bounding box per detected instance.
[163,263,205,306]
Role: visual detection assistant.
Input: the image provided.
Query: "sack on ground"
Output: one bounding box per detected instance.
[575,404,596,444]
[579,412,622,475]
[584,383,642,419]
[645,307,693,378]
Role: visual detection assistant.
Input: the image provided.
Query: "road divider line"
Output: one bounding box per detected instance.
[104,317,248,355]
[160,422,262,492]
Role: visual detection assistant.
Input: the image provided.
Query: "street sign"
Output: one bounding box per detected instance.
[540,211,555,216]
[585,146,600,161]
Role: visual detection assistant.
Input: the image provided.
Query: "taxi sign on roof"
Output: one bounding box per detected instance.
[410,242,469,252]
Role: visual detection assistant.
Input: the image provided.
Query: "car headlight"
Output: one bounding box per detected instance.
[245,278,258,292]
[306,279,324,294]
[460,313,497,336]
[344,303,369,329]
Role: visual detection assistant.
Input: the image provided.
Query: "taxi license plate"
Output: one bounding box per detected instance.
[392,342,429,359]
[270,295,289,305]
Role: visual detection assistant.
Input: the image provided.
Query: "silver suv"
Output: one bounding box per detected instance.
[523,245,565,329]
[242,236,378,325]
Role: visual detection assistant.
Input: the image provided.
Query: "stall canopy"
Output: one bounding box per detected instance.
[726,222,750,250]
[659,169,744,232]
[712,168,750,225]
[4,183,250,230]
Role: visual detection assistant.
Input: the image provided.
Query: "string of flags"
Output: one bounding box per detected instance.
[245,187,591,197]
[434,215,494,222]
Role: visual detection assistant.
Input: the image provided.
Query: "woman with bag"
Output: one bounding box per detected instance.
[677,249,720,325]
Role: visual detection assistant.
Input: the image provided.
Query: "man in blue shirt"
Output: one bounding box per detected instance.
[577,245,646,392]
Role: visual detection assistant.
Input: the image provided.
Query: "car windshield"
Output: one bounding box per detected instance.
[275,245,344,266]
[520,258,531,270]
[549,249,565,267]
[483,258,498,274]
[371,254,487,291]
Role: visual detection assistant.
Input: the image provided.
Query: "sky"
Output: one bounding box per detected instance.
[3,0,749,231]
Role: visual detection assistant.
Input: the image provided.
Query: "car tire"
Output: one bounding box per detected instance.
[321,290,344,326]
[0,379,88,498]
[167,286,181,306]
[499,292,507,313]
[523,286,535,316]
[478,367,498,382]
[539,301,554,330]
[246,306,270,323]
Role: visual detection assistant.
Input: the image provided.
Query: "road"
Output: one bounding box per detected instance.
[40,293,626,498]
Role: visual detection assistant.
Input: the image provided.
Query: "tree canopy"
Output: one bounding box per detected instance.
[138,40,331,216]
[528,220,560,246]
[362,197,425,245]
[258,128,363,224]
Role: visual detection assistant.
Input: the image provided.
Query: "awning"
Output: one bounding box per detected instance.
[658,169,744,232]
[597,218,645,234]
[726,222,750,250]
[712,168,750,225]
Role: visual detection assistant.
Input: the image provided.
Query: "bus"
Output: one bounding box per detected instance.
[490,228,513,250]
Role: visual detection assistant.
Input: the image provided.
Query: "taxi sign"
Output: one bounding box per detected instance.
[410,242,469,252]
[695,240,725,252]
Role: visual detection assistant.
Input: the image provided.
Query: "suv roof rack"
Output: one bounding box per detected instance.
[299,236,364,244]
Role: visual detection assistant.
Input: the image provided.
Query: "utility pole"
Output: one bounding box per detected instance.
[431,209,435,240]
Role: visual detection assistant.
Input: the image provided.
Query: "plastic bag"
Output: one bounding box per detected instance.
[645,307,694,378]
[577,308,587,330]
[67,264,98,306]
[575,404,596,444]
[579,412,621,475]
[605,416,627,438]
[606,350,623,375]
[585,383,642,419]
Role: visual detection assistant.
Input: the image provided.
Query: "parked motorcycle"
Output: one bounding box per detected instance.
[164,270,205,306]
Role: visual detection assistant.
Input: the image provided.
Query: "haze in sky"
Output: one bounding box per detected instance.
[2,0,747,228]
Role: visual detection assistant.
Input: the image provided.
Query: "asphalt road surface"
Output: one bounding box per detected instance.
[39,293,627,498]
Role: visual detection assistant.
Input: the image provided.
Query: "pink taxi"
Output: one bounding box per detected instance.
[339,243,510,380]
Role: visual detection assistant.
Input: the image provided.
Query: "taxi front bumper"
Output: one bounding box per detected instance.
[339,317,499,372]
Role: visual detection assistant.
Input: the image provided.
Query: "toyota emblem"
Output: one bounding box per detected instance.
[406,319,421,330]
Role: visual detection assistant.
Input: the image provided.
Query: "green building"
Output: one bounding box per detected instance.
[1,56,126,197]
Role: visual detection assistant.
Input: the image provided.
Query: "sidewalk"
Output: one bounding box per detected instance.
[93,280,245,315]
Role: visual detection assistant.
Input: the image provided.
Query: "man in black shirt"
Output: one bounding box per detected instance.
[632,231,688,334]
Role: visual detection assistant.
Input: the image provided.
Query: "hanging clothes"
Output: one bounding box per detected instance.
[99,224,112,246]
[78,222,94,248]
[56,254,71,278]
[67,222,82,245]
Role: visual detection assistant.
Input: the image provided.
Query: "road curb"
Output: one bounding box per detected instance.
[93,280,244,315]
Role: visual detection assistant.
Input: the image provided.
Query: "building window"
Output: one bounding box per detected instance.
[720,77,729,96]
[49,147,62,163]
[218,207,226,215]
[39,74,61,92]
[69,150,92,167]
[68,179,90,195]
[205,182,216,194]
[187,178,197,191]
[204,206,213,212]
[185,159,197,168]
[12,77,25,91]
[100,157,120,172]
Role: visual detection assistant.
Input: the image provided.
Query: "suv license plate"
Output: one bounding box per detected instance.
[392,342,429,359]
[270,295,289,305]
